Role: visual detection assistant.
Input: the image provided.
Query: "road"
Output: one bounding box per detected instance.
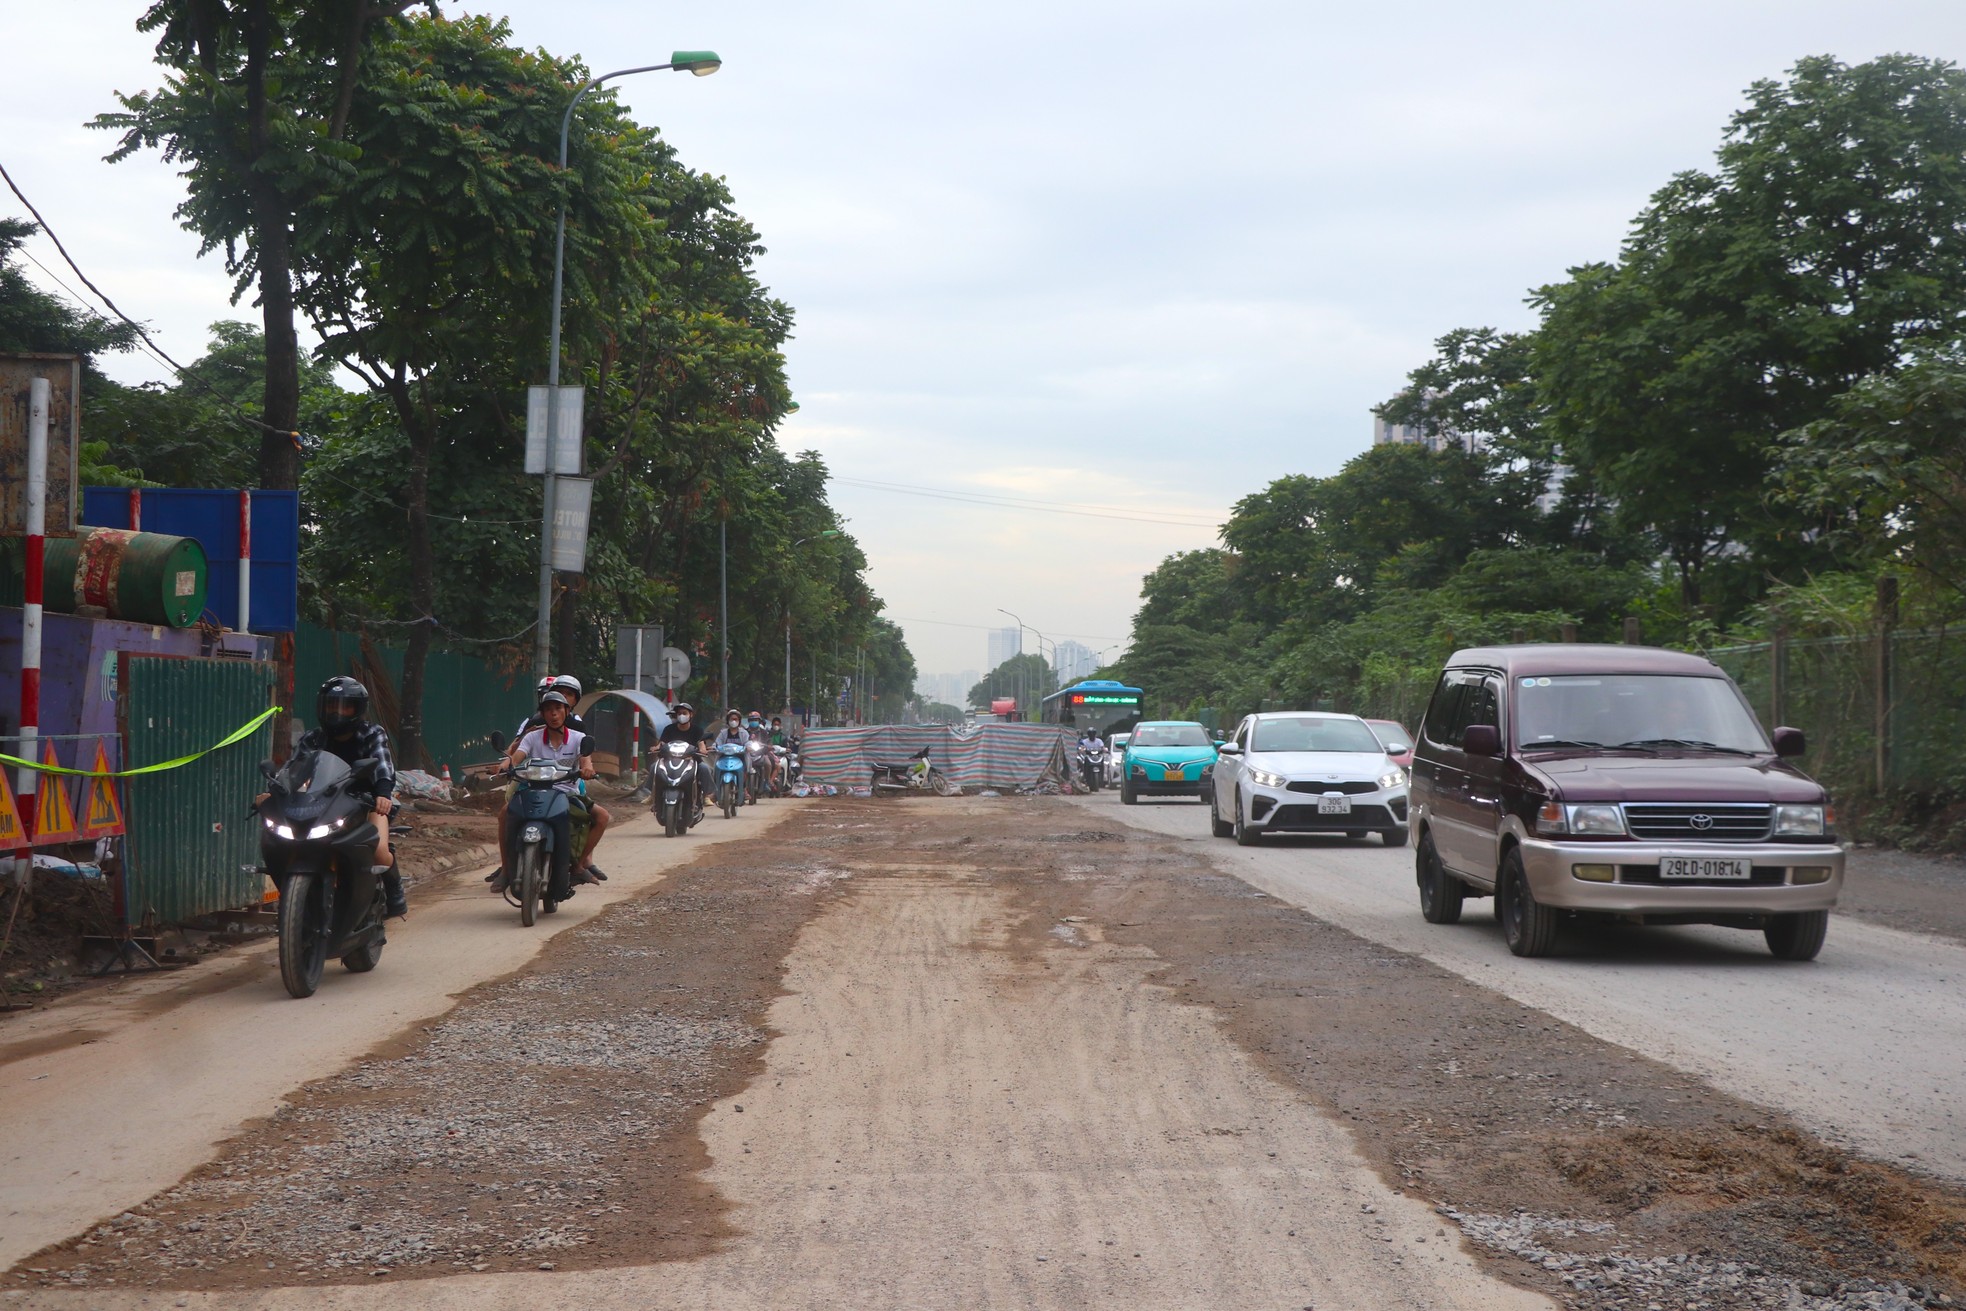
[1089,791,1966,1181]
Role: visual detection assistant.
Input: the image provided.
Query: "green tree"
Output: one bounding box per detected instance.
[968,653,1056,716]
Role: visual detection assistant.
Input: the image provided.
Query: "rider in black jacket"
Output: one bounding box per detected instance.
[294,676,406,918]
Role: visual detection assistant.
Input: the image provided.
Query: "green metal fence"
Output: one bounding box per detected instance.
[293,622,534,770]
[118,654,277,927]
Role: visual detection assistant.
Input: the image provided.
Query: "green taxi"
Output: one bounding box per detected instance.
[1120,721,1218,805]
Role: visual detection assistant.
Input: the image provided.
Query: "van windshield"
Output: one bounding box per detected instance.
[1515,675,1770,754]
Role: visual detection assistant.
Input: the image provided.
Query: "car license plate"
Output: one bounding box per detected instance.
[1316,796,1352,815]
[1658,856,1752,880]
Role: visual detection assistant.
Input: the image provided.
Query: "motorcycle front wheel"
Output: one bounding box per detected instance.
[665,801,684,837]
[278,871,330,999]
[721,782,738,818]
[931,768,960,797]
[518,847,542,927]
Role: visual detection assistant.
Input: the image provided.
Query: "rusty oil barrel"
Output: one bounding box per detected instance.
[42,528,209,628]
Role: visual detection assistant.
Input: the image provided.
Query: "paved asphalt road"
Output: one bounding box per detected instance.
[1087,792,1966,1183]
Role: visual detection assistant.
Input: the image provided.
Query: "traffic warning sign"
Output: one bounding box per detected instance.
[33,744,78,842]
[0,771,24,847]
[78,742,126,839]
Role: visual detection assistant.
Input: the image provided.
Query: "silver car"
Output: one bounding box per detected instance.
[1106,732,1131,784]
[1209,712,1410,847]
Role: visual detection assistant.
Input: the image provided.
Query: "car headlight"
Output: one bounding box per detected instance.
[1535,802,1626,836]
[1247,767,1286,788]
[1378,768,1406,790]
[1772,804,1826,838]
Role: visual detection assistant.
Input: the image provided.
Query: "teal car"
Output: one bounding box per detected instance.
[1120,721,1218,805]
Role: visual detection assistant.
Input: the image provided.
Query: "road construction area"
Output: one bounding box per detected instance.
[4,796,1965,1310]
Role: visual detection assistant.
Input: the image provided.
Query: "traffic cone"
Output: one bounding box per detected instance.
[442,763,453,786]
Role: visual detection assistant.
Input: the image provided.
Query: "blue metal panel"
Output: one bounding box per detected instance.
[81,488,299,632]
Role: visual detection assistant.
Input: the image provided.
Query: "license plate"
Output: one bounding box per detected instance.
[1316,796,1352,815]
[1658,856,1752,880]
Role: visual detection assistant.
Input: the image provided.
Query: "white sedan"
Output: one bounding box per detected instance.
[1209,711,1410,847]
[1105,732,1132,784]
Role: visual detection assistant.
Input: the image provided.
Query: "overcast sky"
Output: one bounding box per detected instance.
[5,1,1963,683]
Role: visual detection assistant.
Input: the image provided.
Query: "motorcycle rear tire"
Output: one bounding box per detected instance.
[518,847,542,927]
[278,871,329,999]
[342,939,383,973]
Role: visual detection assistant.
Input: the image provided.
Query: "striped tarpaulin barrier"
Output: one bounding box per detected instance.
[801,723,1072,791]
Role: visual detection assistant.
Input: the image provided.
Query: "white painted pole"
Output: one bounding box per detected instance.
[19,378,48,808]
[236,490,253,634]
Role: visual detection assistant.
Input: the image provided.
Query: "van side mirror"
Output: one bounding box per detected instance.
[1462,724,1501,757]
[1771,726,1806,758]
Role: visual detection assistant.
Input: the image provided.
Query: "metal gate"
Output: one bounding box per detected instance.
[117,654,277,927]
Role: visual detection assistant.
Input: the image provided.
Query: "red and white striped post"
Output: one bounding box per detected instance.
[18,377,49,833]
[127,486,142,531]
[236,490,253,634]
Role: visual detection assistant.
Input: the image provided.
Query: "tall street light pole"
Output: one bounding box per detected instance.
[997,607,1032,721]
[785,530,841,721]
[536,50,721,679]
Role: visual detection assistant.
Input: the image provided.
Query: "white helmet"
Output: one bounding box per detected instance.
[552,674,583,700]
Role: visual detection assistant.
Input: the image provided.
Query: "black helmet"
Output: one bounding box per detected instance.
[674,702,694,716]
[317,676,369,739]
[538,689,572,710]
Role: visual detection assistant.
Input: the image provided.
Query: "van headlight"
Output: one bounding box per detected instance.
[1378,767,1406,790]
[1247,767,1286,788]
[1772,804,1826,838]
[1536,802,1625,836]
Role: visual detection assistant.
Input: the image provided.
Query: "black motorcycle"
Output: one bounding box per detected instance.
[745,738,770,803]
[503,757,577,926]
[1077,740,1108,792]
[258,750,387,999]
[651,739,702,837]
[784,742,804,790]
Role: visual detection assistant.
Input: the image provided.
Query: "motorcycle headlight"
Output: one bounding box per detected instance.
[522,823,545,843]
[269,822,297,841]
[1378,768,1406,790]
[666,742,689,756]
[304,821,344,840]
[1535,802,1626,836]
[1772,804,1826,838]
[1247,767,1286,788]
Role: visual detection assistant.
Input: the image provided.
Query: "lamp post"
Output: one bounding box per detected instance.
[536,50,722,678]
[785,530,842,722]
[998,608,1054,721]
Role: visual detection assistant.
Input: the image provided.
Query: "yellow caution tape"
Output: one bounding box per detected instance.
[0,706,282,778]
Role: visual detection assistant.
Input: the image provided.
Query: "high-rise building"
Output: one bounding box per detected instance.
[1373,396,1479,454]
[1053,640,1097,684]
[986,626,1022,670]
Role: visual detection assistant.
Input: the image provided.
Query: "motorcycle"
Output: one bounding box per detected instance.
[784,742,804,789]
[258,749,387,998]
[1076,740,1108,792]
[871,746,960,797]
[745,738,770,804]
[651,739,702,837]
[769,744,792,797]
[502,756,577,927]
[714,741,747,817]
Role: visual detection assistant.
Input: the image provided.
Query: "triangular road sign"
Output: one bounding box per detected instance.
[34,744,78,843]
[0,771,24,847]
[78,742,125,839]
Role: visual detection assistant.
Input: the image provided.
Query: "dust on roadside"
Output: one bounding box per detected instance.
[14,801,848,1293]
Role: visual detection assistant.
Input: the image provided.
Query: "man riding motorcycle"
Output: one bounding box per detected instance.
[656,701,711,819]
[744,710,780,798]
[497,690,595,903]
[507,675,609,881]
[289,676,405,918]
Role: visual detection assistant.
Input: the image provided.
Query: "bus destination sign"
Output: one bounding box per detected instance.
[1073,693,1139,706]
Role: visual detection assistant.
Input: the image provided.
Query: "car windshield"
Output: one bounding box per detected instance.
[1252,717,1383,753]
[1367,721,1411,753]
[1515,675,1770,753]
[1132,725,1209,748]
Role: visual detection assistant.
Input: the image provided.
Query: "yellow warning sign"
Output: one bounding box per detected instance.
[0,770,24,847]
[34,744,78,843]
[78,742,126,839]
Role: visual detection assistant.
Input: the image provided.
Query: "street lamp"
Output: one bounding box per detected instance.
[997,607,1053,721]
[786,530,842,722]
[536,51,722,678]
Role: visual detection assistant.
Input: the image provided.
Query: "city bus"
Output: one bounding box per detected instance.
[1040,679,1144,738]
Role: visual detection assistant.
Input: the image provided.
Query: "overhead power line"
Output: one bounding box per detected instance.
[831,475,1225,528]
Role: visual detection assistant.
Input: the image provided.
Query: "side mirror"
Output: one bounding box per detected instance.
[352,757,379,782]
[1771,726,1806,758]
[490,729,507,753]
[1462,724,1501,757]
[259,757,278,781]
[1215,743,1243,756]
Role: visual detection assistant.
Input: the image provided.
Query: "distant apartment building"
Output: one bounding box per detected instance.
[1372,411,1481,454]
[917,671,979,707]
[1053,640,1097,684]
[986,626,1022,670]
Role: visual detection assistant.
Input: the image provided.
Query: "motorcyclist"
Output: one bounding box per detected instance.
[656,701,711,818]
[711,710,751,803]
[745,710,778,798]
[508,675,609,881]
[498,690,595,902]
[290,676,405,918]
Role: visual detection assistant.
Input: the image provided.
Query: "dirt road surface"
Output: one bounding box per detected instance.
[8,796,1964,1310]
[1092,792,1966,1182]
[0,804,797,1272]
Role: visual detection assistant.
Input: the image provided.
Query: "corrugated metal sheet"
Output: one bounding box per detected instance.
[119,654,276,926]
[802,723,1071,790]
[294,622,532,769]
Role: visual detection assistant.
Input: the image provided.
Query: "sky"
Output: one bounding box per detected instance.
[4,1,1963,684]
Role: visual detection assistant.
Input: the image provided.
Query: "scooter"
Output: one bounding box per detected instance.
[745,738,770,804]
[651,739,702,836]
[258,750,387,998]
[502,756,576,926]
[784,742,804,789]
[871,746,960,796]
[1076,740,1108,792]
[714,741,747,818]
